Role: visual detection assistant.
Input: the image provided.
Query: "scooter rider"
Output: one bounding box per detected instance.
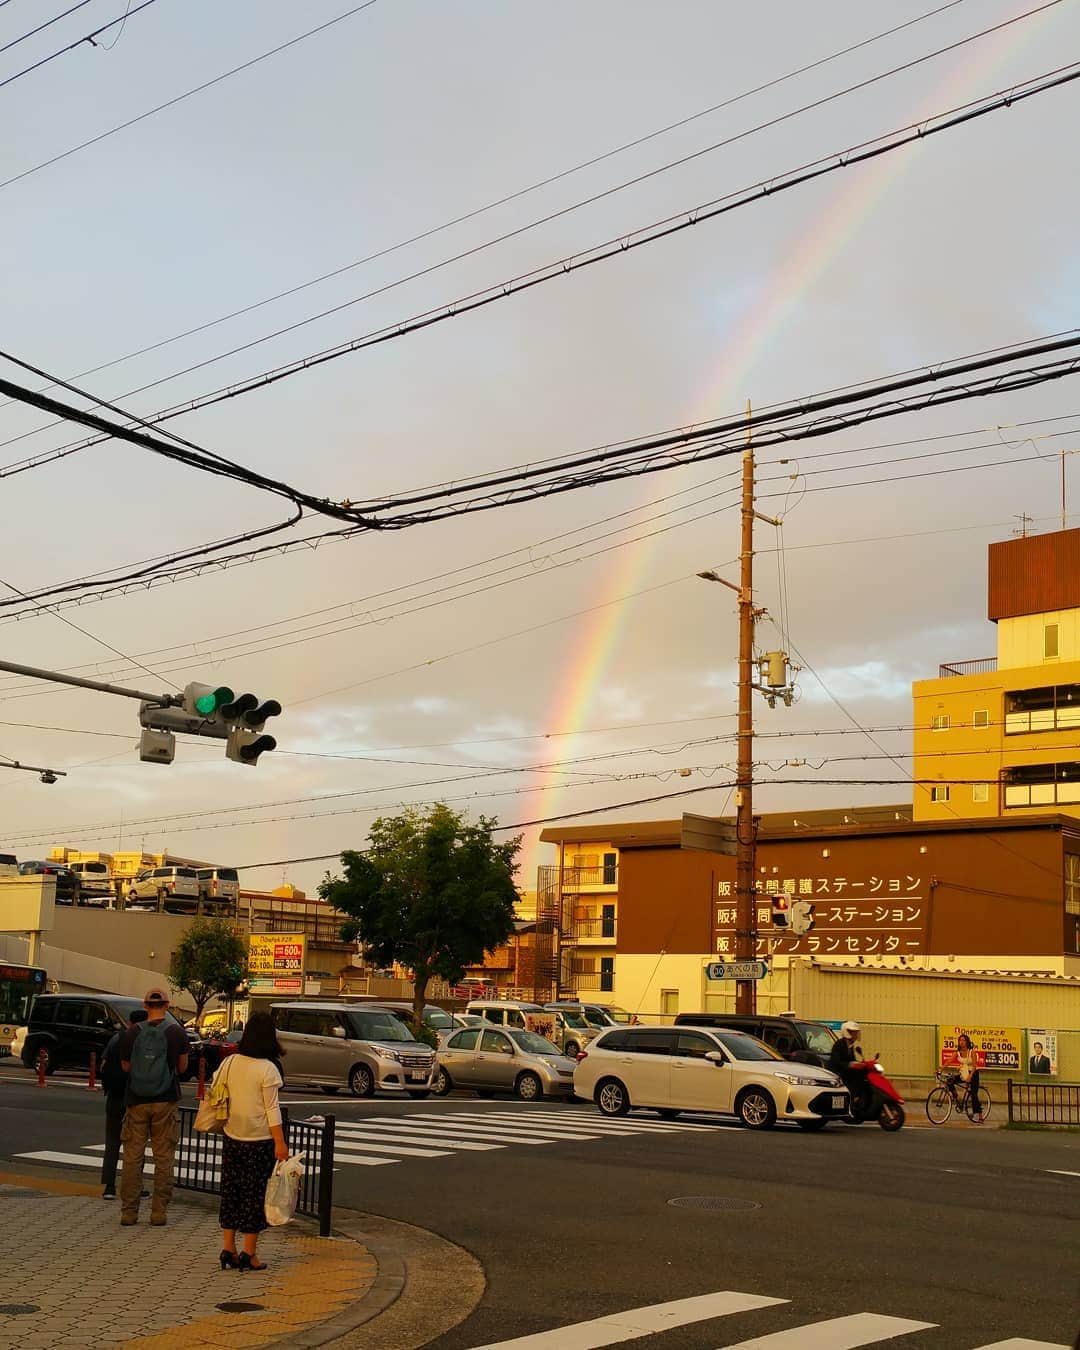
[829,1021,867,1110]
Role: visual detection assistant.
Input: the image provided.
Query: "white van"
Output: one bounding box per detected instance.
[67,861,113,906]
[197,867,239,908]
[126,866,200,913]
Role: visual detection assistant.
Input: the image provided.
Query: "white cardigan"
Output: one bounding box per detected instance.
[216,1054,283,1141]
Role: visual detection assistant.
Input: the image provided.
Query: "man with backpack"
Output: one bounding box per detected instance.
[118,987,189,1226]
[100,1006,147,1199]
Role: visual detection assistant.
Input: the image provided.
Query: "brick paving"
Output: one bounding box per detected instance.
[0,1178,378,1349]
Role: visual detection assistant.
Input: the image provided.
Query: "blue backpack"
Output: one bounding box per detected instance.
[129,1020,175,1098]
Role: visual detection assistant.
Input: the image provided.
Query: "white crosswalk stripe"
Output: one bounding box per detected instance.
[463,1289,1070,1350]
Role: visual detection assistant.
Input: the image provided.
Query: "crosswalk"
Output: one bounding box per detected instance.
[465,1288,1070,1350]
[10,1105,719,1175]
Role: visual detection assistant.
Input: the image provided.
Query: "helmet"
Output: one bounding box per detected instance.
[841,1021,861,1036]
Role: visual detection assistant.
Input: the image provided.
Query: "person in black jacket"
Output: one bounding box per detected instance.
[100,1008,147,1199]
[829,1021,865,1109]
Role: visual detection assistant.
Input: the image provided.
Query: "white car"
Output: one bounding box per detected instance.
[573,1024,849,1131]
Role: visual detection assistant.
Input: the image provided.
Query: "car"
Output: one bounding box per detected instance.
[362,1001,464,1047]
[19,993,202,1078]
[66,860,114,906]
[546,1001,633,1028]
[126,865,200,913]
[573,1024,849,1130]
[672,1013,838,1069]
[270,1001,436,1097]
[0,852,18,878]
[434,1025,577,1101]
[17,861,79,906]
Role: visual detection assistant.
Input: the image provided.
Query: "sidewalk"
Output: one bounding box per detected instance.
[0,1170,481,1349]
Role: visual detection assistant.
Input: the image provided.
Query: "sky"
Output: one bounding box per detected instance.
[1,0,1079,896]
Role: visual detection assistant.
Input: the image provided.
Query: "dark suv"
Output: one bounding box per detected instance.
[20,993,201,1077]
[672,1013,837,1068]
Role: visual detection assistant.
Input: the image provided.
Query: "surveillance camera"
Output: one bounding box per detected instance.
[40,771,58,785]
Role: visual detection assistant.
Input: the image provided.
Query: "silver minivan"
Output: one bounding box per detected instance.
[126,865,200,913]
[67,861,113,906]
[270,1002,436,1098]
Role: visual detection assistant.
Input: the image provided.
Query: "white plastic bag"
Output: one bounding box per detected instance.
[264,1152,306,1226]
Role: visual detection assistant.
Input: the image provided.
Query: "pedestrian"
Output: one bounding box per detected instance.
[100,1007,147,1200]
[956,1032,985,1122]
[118,987,189,1226]
[215,1011,287,1272]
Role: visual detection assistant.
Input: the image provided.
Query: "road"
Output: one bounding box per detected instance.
[2,1064,1077,1349]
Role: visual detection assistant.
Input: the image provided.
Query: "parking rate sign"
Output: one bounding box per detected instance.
[248,933,307,977]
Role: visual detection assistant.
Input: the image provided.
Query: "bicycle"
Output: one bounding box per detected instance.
[925,1069,992,1124]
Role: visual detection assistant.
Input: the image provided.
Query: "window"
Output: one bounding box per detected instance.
[972,783,990,804]
[762,1025,796,1056]
[85,1003,112,1030]
[930,785,951,803]
[55,1000,86,1027]
[602,852,617,885]
[1045,623,1060,659]
[481,1030,513,1055]
[286,1010,325,1035]
[601,904,616,938]
[506,1010,526,1028]
[595,1029,628,1052]
[660,988,679,1016]
[1003,761,1080,808]
[600,956,614,992]
[1005,685,1080,734]
[626,1030,675,1055]
[931,714,950,731]
[449,1028,480,1050]
[973,709,990,729]
[1066,855,1080,954]
[675,1031,715,1059]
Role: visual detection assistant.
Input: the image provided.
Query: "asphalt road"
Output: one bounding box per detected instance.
[2,1064,1077,1349]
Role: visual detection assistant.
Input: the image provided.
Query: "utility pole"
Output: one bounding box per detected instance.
[735,403,758,1016]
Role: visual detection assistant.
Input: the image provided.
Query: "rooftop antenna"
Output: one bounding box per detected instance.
[1012,512,1033,538]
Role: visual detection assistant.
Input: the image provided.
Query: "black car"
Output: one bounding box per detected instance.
[21,993,202,1078]
[671,1013,837,1068]
[18,860,80,906]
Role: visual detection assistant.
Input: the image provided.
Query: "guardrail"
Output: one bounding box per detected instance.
[938,657,997,677]
[1006,1079,1080,1125]
[175,1105,336,1235]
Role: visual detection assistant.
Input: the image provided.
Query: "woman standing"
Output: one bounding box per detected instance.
[956,1032,985,1122]
[215,1012,288,1271]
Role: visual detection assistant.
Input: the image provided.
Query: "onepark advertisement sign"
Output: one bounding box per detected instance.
[247,933,306,995]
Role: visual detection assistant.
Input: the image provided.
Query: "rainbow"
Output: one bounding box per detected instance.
[518,9,1060,879]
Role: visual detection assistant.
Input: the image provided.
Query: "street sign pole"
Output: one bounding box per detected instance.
[735,414,756,1015]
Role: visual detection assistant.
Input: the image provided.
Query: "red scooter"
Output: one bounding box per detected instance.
[846,1059,905,1131]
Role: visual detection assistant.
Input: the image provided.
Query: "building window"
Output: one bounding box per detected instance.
[601,903,616,938]
[972,783,989,804]
[1002,761,1080,808]
[1045,623,1060,659]
[1065,855,1080,954]
[973,709,989,729]
[659,988,678,1016]
[930,785,951,803]
[931,714,950,732]
[602,852,617,885]
[1004,685,1080,734]
[600,957,614,993]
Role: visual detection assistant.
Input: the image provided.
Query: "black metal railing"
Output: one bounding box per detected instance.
[938,657,997,678]
[176,1105,336,1236]
[1007,1079,1080,1125]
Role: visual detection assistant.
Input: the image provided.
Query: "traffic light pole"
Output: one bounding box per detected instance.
[0,657,179,708]
[735,427,757,1016]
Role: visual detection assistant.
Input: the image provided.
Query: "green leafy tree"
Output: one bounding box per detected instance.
[168,916,248,1023]
[319,804,520,1030]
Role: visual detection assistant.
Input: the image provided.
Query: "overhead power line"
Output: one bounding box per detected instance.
[0,0,96,54]
[0,0,162,92]
[3,50,1076,483]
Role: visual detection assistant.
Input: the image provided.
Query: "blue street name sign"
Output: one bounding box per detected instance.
[705,960,769,981]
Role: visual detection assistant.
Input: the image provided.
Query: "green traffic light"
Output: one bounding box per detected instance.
[195,686,234,716]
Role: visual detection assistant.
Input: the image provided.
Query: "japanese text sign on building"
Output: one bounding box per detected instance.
[248,933,307,977]
[938,1025,1022,1071]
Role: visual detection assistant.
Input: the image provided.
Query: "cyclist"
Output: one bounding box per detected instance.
[956,1032,985,1122]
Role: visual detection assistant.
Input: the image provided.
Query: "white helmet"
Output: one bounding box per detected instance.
[841,1021,861,1036]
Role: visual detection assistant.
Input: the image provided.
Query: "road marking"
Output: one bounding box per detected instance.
[468,1290,786,1349]
[508,1109,717,1132]
[355,1117,568,1144]
[329,1138,450,1158]
[718,1312,936,1348]
[329,1125,500,1151]
[322,1151,395,1167]
[1046,1169,1080,1178]
[399,1116,607,1141]
[14,1149,221,1183]
[974,1340,1071,1348]
[451,1110,716,1136]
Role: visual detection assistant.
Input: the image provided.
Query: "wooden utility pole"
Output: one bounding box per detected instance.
[735,403,757,1014]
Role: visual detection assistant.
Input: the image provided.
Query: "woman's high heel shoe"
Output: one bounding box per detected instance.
[237,1252,268,1272]
[219,1249,238,1270]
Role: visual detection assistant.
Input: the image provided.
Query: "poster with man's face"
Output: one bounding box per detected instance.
[1027,1029,1057,1076]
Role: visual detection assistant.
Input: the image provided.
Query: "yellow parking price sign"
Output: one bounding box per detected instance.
[248,933,307,978]
[938,1024,1022,1071]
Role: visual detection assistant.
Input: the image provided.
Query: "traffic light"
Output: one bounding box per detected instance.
[140,684,282,767]
[183,684,235,722]
[227,727,277,765]
[789,899,815,936]
[771,893,790,929]
[225,695,281,766]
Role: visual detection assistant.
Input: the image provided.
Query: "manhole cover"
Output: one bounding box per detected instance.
[667,1196,761,1212]
[0,1305,40,1316]
[215,1302,266,1314]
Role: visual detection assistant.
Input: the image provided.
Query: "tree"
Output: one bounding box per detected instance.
[168,916,248,1023]
[319,804,520,1029]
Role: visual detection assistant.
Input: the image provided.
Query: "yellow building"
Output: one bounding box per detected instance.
[538,839,620,997]
[914,527,1080,821]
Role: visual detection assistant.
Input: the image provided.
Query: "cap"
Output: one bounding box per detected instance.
[144,987,169,1007]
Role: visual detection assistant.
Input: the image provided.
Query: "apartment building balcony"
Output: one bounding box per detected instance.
[938,657,997,678]
[560,865,618,892]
